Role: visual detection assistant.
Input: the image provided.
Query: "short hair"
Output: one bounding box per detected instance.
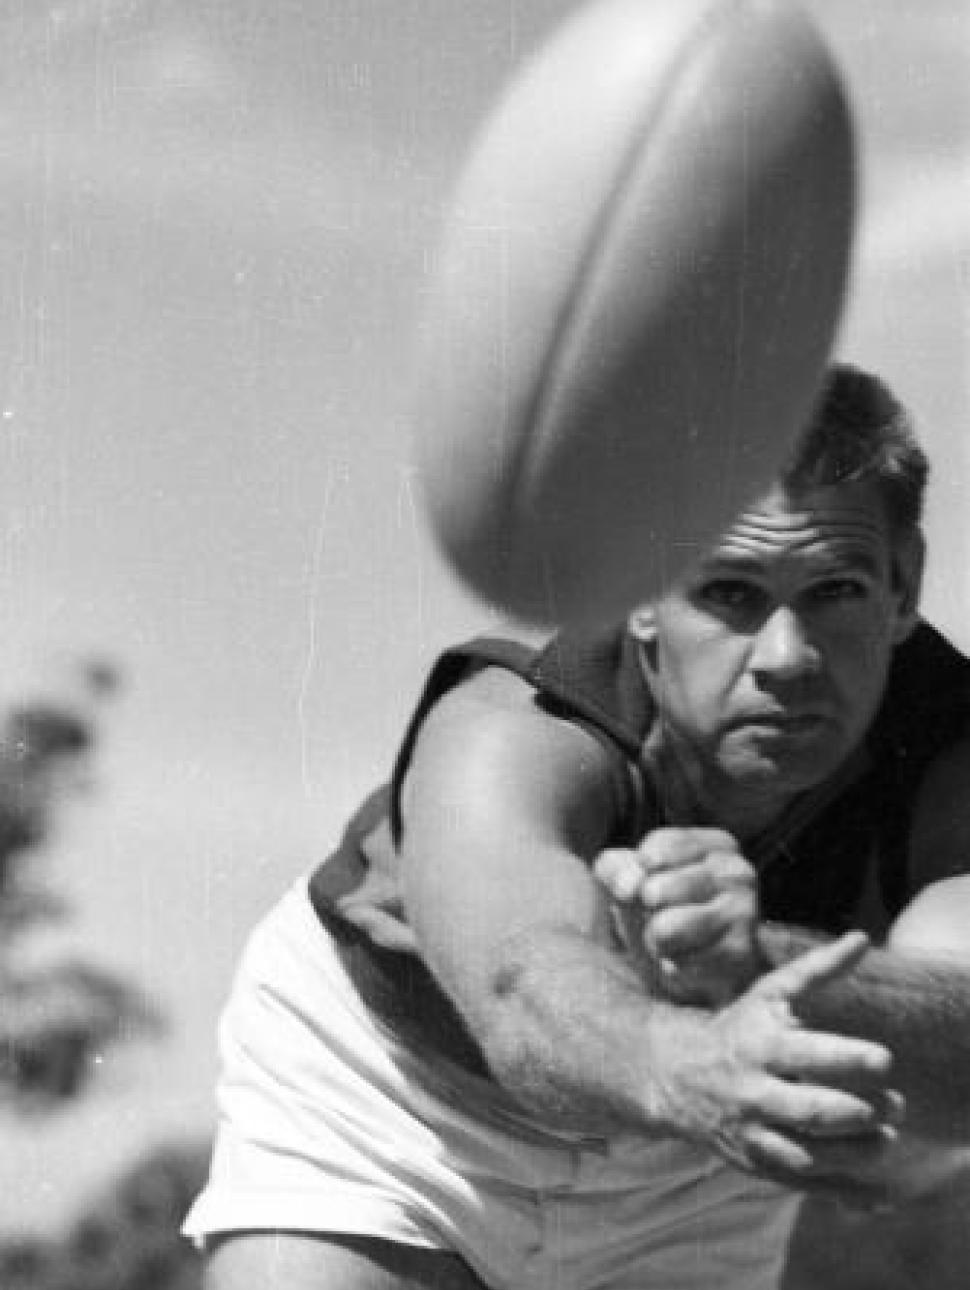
[781,362,928,536]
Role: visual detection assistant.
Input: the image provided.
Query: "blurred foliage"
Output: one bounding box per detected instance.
[0,660,206,1286]
[0,662,163,1110]
[0,1142,207,1290]
[0,961,163,1110]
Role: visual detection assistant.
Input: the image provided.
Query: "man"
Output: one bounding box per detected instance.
[186,364,970,1289]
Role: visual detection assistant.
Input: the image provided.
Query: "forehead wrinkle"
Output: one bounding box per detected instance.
[701,483,896,576]
[712,510,888,573]
[733,504,885,536]
[729,505,884,544]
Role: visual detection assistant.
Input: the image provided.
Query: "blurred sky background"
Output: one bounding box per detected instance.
[0,0,967,1231]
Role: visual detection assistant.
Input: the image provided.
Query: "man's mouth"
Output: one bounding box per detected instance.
[735,711,831,736]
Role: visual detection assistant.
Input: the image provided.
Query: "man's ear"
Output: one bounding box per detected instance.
[891,528,925,644]
[627,603,658,645]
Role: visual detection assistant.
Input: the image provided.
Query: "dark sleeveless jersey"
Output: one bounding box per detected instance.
[309,620,970,1077]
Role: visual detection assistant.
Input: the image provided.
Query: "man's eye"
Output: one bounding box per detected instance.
[810,578,868,604]
[698,580,764,611]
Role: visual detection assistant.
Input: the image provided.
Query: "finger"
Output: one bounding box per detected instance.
[638,828,738,872]
[593,849,645,902]
[883,1089,906,1127]
[778,1078,905,1135]
[642,856,753,910]
[786,1126,900,1171]
[777,1062,903,1132]
[655,957,747,1009]
[754,930,870,1002]
[773,1101,900,1142]
[768,1029,894,1084]
[642,868,720,910]
[739,1126,897,1206]
[755,1077,895,1138]
[646,897,750,958]
[732,1122,816,1177]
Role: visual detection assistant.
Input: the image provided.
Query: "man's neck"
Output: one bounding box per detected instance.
[640,721,797,844]
[641,718,871,859]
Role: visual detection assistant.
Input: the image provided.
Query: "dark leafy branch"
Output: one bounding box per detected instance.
[0,664,163,1110]
[0,659,206,1286]
[0,1142,208,1290]
[0,961,164,1110]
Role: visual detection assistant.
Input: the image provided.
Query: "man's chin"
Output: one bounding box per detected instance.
[721,738,843,797]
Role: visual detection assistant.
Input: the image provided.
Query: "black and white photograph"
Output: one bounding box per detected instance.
[0,3,967,1287]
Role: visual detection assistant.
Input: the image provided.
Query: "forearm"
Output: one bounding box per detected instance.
[474,925,707,1137]
[760,922,970,1140]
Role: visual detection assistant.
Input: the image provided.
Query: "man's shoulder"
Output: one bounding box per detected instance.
[388,629,633,844]
[416,656,621,774]
[402,621,647,753]
[393,631,559,759]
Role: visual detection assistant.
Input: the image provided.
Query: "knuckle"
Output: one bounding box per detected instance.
[593,848,626,879]
[594,850,643,900]
[711,890,742,916]
[797,1099,831,1133]
[702,853,755,896]
[637,831,665,860]
[696,827,738,850]
[649,909,682,946]
[638,832,678,872]
[702,851,754,887]
[724,853,757,884]
[645,827,683,850]
[641,875,670,910]
[710,893,755,933]
[738,1085,774,1127]
[647,828,706,865]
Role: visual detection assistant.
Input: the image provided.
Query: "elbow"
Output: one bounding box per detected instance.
[466,950,545,1092]
[464,932,621,1132]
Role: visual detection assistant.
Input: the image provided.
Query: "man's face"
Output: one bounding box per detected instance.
[631,481,922,819]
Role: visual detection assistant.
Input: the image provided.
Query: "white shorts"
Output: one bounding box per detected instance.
[183,879,798,1290]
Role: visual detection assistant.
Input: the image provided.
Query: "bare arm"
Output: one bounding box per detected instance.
[603,738,970,1147]
[764,874,970,1122]
[767,736,970,1143]
[398,669,896,1188]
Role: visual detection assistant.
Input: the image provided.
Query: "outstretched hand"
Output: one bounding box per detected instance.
[649,931,905,1205]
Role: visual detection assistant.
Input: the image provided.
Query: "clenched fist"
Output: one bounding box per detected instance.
[595,827,762,1006]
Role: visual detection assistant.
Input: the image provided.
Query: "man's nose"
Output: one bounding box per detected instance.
[749,606,820,680]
